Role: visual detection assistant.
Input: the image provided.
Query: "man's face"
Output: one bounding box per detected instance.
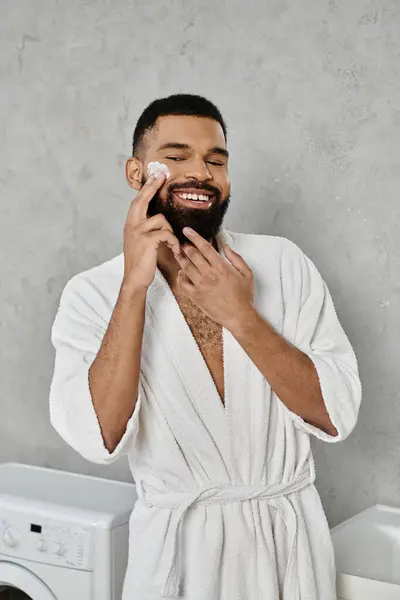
[140,115,231,246]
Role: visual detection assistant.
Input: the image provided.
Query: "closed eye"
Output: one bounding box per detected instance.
[166,157,224,166]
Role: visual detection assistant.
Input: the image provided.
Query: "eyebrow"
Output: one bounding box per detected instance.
[156,142,229,159]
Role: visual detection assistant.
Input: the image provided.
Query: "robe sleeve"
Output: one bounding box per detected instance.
[285,243,362,442]
[49,275,142,464]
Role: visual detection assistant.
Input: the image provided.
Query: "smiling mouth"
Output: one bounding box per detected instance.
[172,191,215,208]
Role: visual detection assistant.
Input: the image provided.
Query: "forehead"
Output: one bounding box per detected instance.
[148,115,227,151]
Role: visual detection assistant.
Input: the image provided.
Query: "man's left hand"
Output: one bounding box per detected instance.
[174,227,255,330]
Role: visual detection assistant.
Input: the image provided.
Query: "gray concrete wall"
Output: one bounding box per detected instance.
[1,0,399,527]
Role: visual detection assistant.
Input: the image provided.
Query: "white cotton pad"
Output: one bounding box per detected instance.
[147,161,170,179]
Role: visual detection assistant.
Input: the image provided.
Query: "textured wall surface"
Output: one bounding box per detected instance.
[1,0,399,527]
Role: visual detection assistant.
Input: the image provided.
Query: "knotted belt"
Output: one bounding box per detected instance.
[137,465,314,598]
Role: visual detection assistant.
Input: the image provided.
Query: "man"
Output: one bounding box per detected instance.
[49,94,362,600]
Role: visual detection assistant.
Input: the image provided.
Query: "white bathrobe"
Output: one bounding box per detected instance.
[49,228,362,600]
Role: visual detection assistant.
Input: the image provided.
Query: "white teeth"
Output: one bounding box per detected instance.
[177,193,210,202]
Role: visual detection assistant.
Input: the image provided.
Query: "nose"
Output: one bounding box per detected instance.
[184,158,212,182]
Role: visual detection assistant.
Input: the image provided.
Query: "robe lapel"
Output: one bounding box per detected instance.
[215,231,272,486]
[141,228,236,483]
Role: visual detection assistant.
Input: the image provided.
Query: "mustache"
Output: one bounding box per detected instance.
[168,181,220,196]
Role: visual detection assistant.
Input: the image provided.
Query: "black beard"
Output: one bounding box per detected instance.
[145,181,231,246]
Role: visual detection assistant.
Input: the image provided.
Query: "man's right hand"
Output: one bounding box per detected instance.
[122,173,181,292]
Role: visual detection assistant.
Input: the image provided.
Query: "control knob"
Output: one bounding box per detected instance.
[36,539,48,552]
[54,542,66,557]
[3,527,19,549]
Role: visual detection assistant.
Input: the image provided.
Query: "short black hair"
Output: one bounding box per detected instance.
[132,93,227,157]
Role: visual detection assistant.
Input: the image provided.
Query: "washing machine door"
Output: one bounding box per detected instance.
[0,562,56,600]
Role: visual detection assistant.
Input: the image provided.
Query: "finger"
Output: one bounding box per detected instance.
[127,173,166,225]
[182,227,220,266]
[140,212,173,234]
[140,214,181,255]
[176,269,195,294]
[223,245,252,276]
[124,209,174,240]
[147,229,181,256]
[175,250,201,284]
[181,244,209,274]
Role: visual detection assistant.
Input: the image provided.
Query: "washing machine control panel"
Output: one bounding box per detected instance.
[0,512,93,570]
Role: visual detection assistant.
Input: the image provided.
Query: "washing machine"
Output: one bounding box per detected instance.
[0,462,137,600]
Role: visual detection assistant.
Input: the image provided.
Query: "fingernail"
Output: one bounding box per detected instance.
[183,227,193,235]
[156,172,166,180]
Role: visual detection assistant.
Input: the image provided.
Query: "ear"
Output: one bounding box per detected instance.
[125,157,144,191]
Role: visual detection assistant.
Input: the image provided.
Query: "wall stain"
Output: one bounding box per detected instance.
[17,33,41,73]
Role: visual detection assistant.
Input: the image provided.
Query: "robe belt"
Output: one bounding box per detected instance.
[137,466,315,599]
